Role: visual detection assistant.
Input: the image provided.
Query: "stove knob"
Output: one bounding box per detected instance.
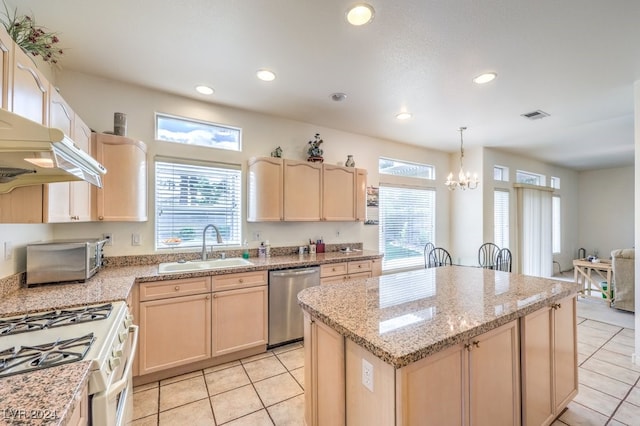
[112,348,123,357]
[109,357,121,370]
[119,331,128,343]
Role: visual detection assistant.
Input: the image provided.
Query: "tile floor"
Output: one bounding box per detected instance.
[132,302,638,426]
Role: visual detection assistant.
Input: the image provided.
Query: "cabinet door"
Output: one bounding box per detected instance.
[283,159,321,221]
[468,319,520,426]
[138,293,211,374]
[70,116,92,221]
[92,133,148,221]
[322,165,355,221]
[521,306,554,426]
[371,257,383,277]
[397,343,465,426]
[553,296,578,413]
[12,45,48,124]
[247,157,283,221]
[44,88,74,223]
[355,168,367,221]
[0,185,43,223]
[0,26,13,109]
[212,285,267,356]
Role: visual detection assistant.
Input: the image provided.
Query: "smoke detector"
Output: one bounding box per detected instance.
[521,110,550,120]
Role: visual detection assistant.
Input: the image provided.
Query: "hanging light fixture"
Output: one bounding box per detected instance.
[445,127,479,190]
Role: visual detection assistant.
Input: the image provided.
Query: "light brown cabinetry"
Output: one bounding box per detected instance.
[247,157,283,221]
[283,159,322,221]
[67,384,89,426]
[92,133,147,221]
[0,185,42,223]
[138,277,212,375]
[320,260,373,285]
[521,296,577,426]
[304,310,346,426]
[356,168,367,221]
[322,164,355,221]
[0,26,13,109]
[11,44,48,124]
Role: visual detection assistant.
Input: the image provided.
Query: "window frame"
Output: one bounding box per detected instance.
[494,165,509,182]
[154,112,243,152]
[516,170,546,186]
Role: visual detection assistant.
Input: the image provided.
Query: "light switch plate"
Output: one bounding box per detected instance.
[131,233,141,246]
[4,241,12,260]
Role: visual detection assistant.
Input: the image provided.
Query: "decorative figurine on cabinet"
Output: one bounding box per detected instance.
[307,133,324,163]
[270,146,283,158]
[345,155,355,167]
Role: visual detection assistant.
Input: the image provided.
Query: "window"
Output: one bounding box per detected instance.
[552,195,561,254]
[550,176,561,189]
[494,165,509,182]
[155,113,242,151]
[494,190,509,249]
[378,185,436,271]
[516,170,546,186]
[155,160,242,250]
[379,158,435,179]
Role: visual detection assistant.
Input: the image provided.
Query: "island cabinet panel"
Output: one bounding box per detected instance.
[303,311,345,426]
[521,296,577,425]
[322,164,355,221]
[247,157,283,221]
[283,159,322,221]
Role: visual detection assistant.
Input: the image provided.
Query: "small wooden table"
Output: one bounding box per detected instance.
[573,258,613,305]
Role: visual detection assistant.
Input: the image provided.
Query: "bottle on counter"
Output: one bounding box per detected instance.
[242,240,250,259]
[265,240,271,257]
[258,242,266,258]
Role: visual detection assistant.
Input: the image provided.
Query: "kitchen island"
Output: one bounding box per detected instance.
[298,266,579,426]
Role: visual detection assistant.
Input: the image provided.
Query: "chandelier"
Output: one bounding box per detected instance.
[445,127,479,190]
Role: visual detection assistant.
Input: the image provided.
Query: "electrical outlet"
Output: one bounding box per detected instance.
[102,233,113,246]
[3,241,12,261]
[362,358,374,392]
[252,231,262,241]
[131,233,141,246]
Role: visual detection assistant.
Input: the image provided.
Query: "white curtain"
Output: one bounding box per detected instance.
[515,185,553,277]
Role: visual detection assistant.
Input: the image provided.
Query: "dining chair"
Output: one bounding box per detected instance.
[495,248,512,272]
[478,242,500,269]
[423,242,436,268]
[428,247,452,268]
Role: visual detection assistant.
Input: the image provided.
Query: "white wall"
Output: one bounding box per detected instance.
[46,71,452,259]
[578,167,634,258]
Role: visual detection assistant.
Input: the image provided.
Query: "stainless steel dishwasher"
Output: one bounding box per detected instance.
[268,267,320,347]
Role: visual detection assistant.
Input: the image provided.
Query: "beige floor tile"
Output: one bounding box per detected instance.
[267,394,305,426]
[205,365,251,396]
[290,367,304,389]
[618,328,635,338]
[613,401,640,424]
[133,387,159,420]
[243,356,287,382]
[610,333,635,347]
[559,401,610,425]
[577,326,615,347]
[160,370,203,386]
[134,381,159,393]
[276,348,304,371]
[160,376,209,412]
[272,342,303,354]
[550,420,569,426]
[578,352,590,366]
[607,420,627,426]
[592,348,640,372]
[580,319,622,334]
[240,351,275,364]
[159,398,215,426]
[578,341,600,357]
[203,360,241,374]
[254,373,303,407]
[223,409,274,426]
[581,358,640,385]
[625,386,640,406]
[602,340,635,356]
[210,384,263,424]
[573,384,621,417]
[578,367,632,399]
[130,414,158,426]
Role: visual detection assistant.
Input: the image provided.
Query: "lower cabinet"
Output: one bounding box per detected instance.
[68,384,89,426]
[320,260,373,285]
[521,296,578,426]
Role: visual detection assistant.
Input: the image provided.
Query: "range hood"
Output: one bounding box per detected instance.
[0,108,106,194]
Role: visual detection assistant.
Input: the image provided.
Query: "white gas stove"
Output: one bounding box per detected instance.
[0,301,138,425]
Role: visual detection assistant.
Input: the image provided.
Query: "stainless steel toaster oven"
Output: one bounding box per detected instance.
[26,238,108,286]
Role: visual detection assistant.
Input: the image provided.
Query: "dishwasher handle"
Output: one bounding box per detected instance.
[271,268,318,278]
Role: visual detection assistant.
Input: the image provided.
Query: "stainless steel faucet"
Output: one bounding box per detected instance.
[202,224,223,260]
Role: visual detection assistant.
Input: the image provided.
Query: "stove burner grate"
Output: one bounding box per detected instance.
[0,303,112,337]
[0,333,94,378]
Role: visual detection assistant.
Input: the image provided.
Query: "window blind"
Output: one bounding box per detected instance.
[494,189,510,249]
[155,161,242,249]
[552,195,561,253]
[378,185,435,271]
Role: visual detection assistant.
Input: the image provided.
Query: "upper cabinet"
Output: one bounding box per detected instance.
[11,44,48,125]
[248,157,367,222]
[92,133,148,222]
[0,26,13,109]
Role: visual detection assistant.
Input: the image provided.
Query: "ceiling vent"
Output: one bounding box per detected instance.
[521,110,550,120]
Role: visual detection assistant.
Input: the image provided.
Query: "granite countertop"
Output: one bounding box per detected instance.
[0,250,381,425]
[297,266,580,369]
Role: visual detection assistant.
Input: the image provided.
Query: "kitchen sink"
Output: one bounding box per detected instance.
[158,258,254,274]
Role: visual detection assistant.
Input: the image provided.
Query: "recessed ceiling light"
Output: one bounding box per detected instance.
[346,3,375,26]
[195,85,214,95]
[256,69,276,82]
[330,92,348,102]
[473,72,497,84]
[396,112,413,120]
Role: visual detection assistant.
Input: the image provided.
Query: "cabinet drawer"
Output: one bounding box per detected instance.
[320,271,371,285]
[348,260,372,273]
[139,277,211,301]
[320,262,348,277]
[213,270,268,291]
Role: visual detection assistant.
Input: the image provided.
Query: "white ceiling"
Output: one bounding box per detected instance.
[8,0,640,170]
